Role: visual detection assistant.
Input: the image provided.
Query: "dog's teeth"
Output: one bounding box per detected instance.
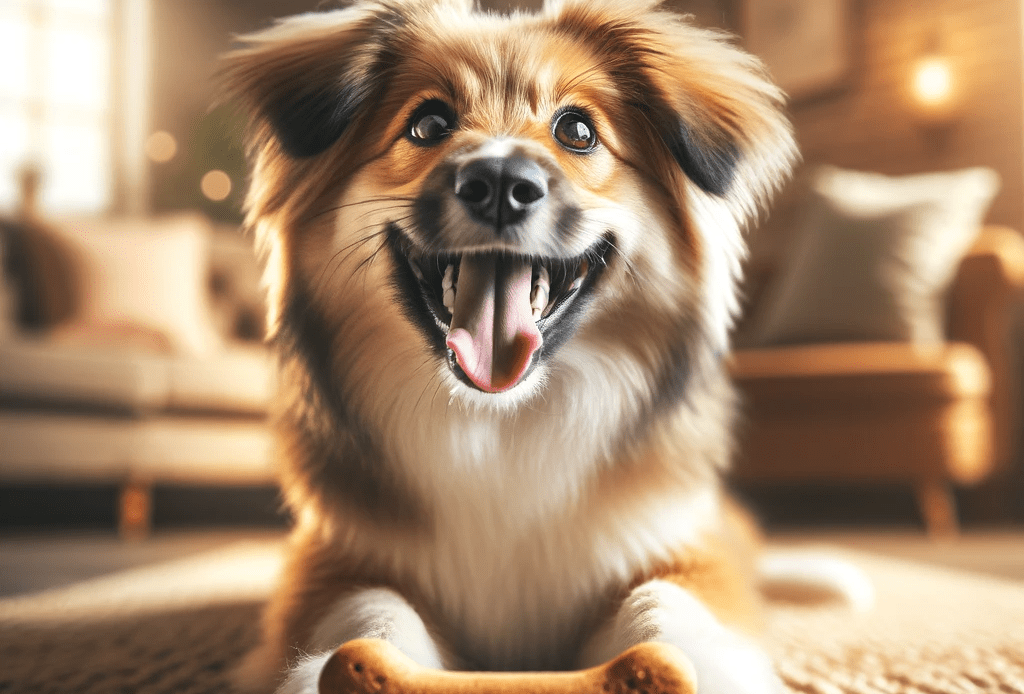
[532,267,550,298]
[410,261,425,282]
[442,264,456,311]
[569,277,583,292]
[531,281,549,305]
[531,283,548,315]
[531,267,550,323]
[530,267,552,319]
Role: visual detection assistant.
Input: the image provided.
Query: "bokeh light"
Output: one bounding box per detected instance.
[200,169,232,201]
[145,131,177,163]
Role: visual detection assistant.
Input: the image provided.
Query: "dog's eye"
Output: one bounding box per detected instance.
[408,100,456,145]
[552,110,597,153]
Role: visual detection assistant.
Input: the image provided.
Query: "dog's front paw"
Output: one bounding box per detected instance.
[582,580,782,694]
[276,641,426,694]
[310,588,449,671]
[677,628,781,694]
[274,651,334,694]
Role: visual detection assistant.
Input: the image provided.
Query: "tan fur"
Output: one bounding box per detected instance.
[635,499,765,633]
[224,0,796,688]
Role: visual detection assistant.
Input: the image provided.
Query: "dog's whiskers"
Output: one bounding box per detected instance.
[305,195,415,223]
[351,203,413,225]
[601,236,643,290]
[313,227,390,297]
[355,233,394,294]
[412,358,440,415]
[317,212,416,297]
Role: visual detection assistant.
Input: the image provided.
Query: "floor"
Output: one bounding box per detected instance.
[0,529,283,597]
[773,530,1024,581]
[3,528,1024,598]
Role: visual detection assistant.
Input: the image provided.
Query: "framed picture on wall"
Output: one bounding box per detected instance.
[744,0,852,101]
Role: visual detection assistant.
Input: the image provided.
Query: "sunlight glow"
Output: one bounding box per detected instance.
[0,0,113,214]
[43,24,110,110]
[0,14,31,102]
[41,120,110,211]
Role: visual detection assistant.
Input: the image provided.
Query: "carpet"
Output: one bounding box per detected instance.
[2,540,1023,694]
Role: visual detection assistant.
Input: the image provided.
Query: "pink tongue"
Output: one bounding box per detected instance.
[446,255,543,393]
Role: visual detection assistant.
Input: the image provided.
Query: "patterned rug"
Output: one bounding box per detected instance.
[2,539,1023,694]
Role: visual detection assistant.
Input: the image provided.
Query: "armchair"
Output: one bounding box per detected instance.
[730,226,1024,535]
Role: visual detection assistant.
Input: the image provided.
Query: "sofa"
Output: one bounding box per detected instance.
[0,212,275,537]
[729,166,1024,536]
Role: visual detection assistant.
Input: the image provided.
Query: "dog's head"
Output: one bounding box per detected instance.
[224,0,795,410]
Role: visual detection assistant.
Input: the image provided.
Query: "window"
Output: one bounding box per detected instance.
[0,0,114,214]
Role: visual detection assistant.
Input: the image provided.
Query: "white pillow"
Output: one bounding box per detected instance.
[50,214,223,355]
[755,166,1000,345]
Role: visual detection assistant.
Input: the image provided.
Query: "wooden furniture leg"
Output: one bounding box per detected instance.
[916,479,959,538]
[119,479,153,541]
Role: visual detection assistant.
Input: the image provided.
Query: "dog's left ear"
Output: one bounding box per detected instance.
[549,0,797,213]
[642,12,798,210]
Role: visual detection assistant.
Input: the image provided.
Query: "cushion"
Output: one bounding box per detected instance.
[753,167,1000,345]
[0,336,273,415]
[49,214,223,355]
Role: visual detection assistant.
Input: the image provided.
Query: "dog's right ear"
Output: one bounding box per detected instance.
[221,6,389,158]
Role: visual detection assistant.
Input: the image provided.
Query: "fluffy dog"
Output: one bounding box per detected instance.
[224,1,797,692]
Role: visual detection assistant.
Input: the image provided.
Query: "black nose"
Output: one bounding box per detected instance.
[454,156,548,229]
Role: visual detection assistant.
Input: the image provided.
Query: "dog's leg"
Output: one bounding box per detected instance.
[578,580,781,694]
[276,587,451,694]
[234,527,453,694]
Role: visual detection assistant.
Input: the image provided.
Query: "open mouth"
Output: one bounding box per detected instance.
[388,226,612,393]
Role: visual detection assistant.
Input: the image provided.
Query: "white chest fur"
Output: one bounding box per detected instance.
[409,483,718,670]
[348,336,722,669]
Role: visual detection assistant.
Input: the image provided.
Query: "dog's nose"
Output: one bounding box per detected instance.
[455,156,548,229]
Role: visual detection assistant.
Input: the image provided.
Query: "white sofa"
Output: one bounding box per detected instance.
[0,213,276,536]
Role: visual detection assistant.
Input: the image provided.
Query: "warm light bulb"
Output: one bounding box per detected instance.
[145,131,177,163]
[201,170,232,201]
[912,56,953,108]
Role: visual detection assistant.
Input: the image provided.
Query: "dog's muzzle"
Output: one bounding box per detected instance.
[442,155,551,392]
[394,151,613,394]
[454,156,549,231]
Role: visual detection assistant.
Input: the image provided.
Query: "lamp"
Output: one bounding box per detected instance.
[909,30,958,123]
[912,57,953,108]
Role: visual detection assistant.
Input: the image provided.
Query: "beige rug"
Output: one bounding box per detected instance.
[2,540,1023,693]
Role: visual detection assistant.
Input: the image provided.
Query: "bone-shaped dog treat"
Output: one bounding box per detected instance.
[319,639,698,694]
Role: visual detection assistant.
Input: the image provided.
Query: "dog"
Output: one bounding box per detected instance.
[224,1,799,692]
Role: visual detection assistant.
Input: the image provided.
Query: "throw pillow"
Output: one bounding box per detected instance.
[49,214,223,355]
[753,166,1000,346]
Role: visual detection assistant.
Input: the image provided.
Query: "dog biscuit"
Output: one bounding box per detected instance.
[319,639,698,694]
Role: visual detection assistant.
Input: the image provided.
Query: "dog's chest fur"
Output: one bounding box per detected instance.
[398,476,718,670]
[362,355,721,670]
